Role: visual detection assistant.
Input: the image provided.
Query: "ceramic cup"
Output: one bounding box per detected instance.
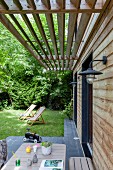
[33,145,38,153]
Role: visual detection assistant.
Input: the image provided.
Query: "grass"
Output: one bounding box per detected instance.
[0,109,66,140]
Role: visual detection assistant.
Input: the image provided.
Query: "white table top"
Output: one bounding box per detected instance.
[2,143,66,170]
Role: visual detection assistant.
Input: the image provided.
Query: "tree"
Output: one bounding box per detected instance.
[0,15,72,110]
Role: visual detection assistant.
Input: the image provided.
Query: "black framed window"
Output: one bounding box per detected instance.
[82,53,93,157]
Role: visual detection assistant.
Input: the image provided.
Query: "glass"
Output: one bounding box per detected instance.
[27,159,32,166]
[16,159,20,166]
[32,153,38,163]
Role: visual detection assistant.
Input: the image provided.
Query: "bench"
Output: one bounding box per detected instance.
[69,157,94,170]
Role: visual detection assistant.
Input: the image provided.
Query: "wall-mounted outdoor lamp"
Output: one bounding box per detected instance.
[78,56,107,84]
[69,82,77,87]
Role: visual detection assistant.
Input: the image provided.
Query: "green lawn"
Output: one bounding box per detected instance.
[0,109,66,139]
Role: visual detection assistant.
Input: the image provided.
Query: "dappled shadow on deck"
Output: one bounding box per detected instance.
[6,119,84,170]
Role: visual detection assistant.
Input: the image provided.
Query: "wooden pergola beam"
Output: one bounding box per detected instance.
[21,15,46,58]
[33,14,56,69]
[56,0,65,70]
[56,0,65,9]
[85,0,97,8]
[70,0,81,8]
[41,0,51,9]
[41,0,58,70]
[0,14,48,69]
[72,0,111,70]
[0,9,103,14]
[45,13,60,69]
[13,0,22,10]
[0,0,9,10]
[9,14,40,54]
[65,0,81,69]
[26,0,36,10]
[34,56,78,60]
[70,0,97,70]
[0,0,103,14]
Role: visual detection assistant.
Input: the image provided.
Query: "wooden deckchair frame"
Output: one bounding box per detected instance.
[27,106,46,126]
[19,104,37,120]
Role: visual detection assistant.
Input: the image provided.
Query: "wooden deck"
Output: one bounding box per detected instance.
[6,119,84,170]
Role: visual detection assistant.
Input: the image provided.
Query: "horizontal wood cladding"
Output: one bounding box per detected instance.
[74,1,113,169]
[93,113,113,169]
[73,1,113,71]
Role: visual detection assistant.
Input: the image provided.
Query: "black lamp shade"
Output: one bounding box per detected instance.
[69,82,77,85]
[79,68,103,75]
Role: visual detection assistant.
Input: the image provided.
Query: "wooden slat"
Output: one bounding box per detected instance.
[26,0,36,10]
[21,14,49,62]
[69,157,94,170]
[70,0,81,8]
[86,158,95,169]
[41,0,59,69]
[0,0,103,14]
[70,13,92,70]
[74,158,82,169]
[65,14,77,68]
[72,13,94,57]
[56,0,65,9]
[85,0,97,8]
[65,0,81,69]
[56,0,65,70]
[0,9,102,14]
[33,14,57,69]
[41,0,51,9]
[9,14,52,70]
[0,14,48,69]
[72,0,97,56]
[25,56,78,60]
[9,14,40,53]
[57,13,65,58]
[45,13,60,69]
[13,0,22,10]
[0,0,9,10]
[72,0,111,71]
[71,1,97,70]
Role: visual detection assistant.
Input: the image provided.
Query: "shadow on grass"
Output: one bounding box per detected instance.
[0,109,66,139]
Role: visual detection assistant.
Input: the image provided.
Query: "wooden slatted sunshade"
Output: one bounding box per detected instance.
[0,0,111,71]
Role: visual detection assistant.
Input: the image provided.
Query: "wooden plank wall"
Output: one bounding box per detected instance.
[74,1,113,169]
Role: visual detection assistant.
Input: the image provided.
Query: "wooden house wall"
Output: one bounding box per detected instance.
[74,1,113,169]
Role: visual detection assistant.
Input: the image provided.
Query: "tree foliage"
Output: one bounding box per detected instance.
[0,16,72,110]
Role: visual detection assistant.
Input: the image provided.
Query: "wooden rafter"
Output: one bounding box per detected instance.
[9,14,40,54]
[0,14,48,69]
[70,0,98,70]
[21,14,51,69]
[65,0,81,69]
[0,0,9,10]
[56,0,65,70]
[85,0,97,8]
[13,0,22,10]
[26,0,36,10]
[0,0,103,14]
[33,14,57,69]
[0,0,109,71]
[72,0,111,70]
[45,13,60,69]
[41,0,59,70]
[41,0,51,9]
[30,56,78,60]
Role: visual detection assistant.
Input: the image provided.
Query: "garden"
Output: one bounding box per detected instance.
[0,20,73,140]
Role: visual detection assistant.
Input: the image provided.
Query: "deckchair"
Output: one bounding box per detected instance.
[19,104,37,120]
[27,106,46,126]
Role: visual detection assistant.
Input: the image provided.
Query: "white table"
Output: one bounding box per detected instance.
[2,143,66,170]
